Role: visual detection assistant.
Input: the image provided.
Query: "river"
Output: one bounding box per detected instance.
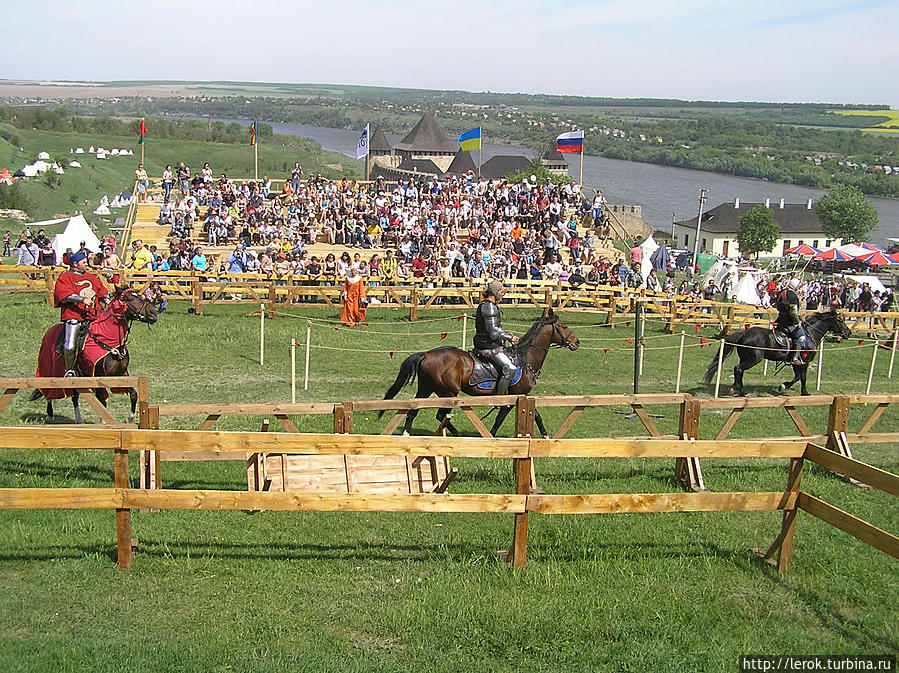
[231,119,899,245]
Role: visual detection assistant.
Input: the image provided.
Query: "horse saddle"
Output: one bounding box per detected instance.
[467,351,523,390]
[771,329,791,352]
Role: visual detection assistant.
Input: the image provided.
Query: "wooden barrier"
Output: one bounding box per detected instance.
[1,427,895,571]
[5,266,896,336]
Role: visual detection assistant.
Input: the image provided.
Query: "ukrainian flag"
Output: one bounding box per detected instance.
[458,127,482,151]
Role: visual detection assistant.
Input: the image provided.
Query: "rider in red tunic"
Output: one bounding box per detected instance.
[54,251,108,376]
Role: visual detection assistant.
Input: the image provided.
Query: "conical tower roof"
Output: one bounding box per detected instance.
[369,125,392,153]
[444,149,477,176]
[393,112,457,153]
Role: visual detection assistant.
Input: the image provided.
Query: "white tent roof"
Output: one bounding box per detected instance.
[68,161,82,168]
[74,147,84,154]
[838,274,887,294]
[837,243,870,258]
[733,271,762,305]
[50,214,102,265]
[37,151,50,160]
[20,164,39,177]
[638,235,659,282]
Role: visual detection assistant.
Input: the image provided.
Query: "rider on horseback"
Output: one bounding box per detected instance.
[54,250,109,377]
[774,277,809,364]
[474,280,519,395]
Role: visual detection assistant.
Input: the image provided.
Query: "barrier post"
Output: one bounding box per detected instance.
[259,304,265,367]
[826,396,850,452]
[410,285,419,322]
[114,444,133,569]
[291,339,296,403]
[865,340,878,395]
[771,457,803,573]
[714,338,725,398]
[304,320,311,391]
[633,301,642,394]
[816,339,824,391]
[461,314,468,349]
[667,300,677,334]
[675,396,704,492]
[889,329,897,379]
[515,396,538,492]
[508,454,531,570]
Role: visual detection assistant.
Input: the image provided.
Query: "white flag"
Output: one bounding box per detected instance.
[356,124,370,160]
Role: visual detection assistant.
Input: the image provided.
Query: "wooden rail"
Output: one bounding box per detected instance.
[0,427,895,572]
[4,266,896,335]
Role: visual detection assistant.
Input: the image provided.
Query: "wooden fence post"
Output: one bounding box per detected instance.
[667,300,678,334]
[410,285,419,322]
[826,396,851,454]
[114,442,133,569]
[756,456,803,573]
[508,454,531,570]
[267,284,277,320]
[514,396,538,492]
[191,279,202,315]
[675,396,705,492]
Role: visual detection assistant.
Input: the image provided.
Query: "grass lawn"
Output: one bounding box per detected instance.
[0,293,896,672]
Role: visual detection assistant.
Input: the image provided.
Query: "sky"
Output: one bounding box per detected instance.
[5,0,897,106]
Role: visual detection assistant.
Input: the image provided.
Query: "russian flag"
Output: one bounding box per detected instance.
[556,130,584,153]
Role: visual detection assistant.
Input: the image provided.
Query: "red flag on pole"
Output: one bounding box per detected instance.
[138,118,147,145]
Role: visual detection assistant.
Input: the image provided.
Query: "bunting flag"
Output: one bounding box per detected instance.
[356,124,370,159]
[458,127,482,152]
[626,338,633,344]
[555,130,584,154]
[695,324,701,334]
[249,120,257,147]
[700,338,708,347]
[138,118,147,145]
[603,348,610,354]
[389,350,396,358]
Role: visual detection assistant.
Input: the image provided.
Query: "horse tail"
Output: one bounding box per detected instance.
[379,352,426,418]
[30,389,43,402]
[703,333,741,384]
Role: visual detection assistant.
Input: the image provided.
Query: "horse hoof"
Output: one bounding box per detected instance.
[778,383,787,392]
[402,431,410,437]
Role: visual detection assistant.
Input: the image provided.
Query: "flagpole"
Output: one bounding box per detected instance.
[579,145,584,188]
[254,139,258,182]
[365,124,371,181]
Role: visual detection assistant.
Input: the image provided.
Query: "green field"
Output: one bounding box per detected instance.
[832,109,899,133]
[0,293,896,672]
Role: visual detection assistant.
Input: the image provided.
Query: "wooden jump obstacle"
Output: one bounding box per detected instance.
[0,427,896,571]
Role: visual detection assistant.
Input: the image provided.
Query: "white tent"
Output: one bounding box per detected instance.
[110,149,120,156]
[838,274,887,294]
[732,271,762,305]
[68,161,82,168]
[96,152,106,160]
[88,146,95,153]
[50,214,102,264]
[74,147,84,154]
[54,166,65,175]
[837,243,871,258]
[37,151,50,160]
[20,164,39,177]
[32,160,51,173]
[638,235,659,283]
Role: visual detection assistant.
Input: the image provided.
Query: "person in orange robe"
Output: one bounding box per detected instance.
[340,272,367,327]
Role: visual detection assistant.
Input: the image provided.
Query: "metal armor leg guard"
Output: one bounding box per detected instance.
[792,326,808,364]
[63,320,81,375]
[492,352,515,396]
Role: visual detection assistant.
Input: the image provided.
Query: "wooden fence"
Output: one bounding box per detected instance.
[3,265,897,335]
[136,391,899,493]
[0,426,896,571]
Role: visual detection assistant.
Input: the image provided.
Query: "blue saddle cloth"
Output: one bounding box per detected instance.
[468,352,522,390]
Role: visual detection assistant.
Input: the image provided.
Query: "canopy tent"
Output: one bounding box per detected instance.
[68,161,82,168]
[858,242,884,252]
[784,243,821,256]
[815,248,853,262]
[857,251,898,266]
[837,243,870,258]
[701,259,739,296]
[74,147,84,154]
[37,151,50,160]
[0,168,11,184]
[50,214,102,264]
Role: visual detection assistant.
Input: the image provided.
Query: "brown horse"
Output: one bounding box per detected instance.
[34,287,158,423]
[381,310,579,436]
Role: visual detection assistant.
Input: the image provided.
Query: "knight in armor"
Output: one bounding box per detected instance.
[774,277,808,364]
[53,251,109,376]
[474,280,519,395]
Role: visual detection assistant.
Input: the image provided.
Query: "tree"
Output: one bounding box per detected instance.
[737,205,780,259]
[815,184,879,243]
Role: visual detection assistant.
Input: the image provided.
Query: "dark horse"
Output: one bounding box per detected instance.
[703,310,851,396]
[34,287,158,423]
[381,310,579,436]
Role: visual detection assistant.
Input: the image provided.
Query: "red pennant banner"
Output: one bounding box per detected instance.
[626,338,632,344]
[457,315,464,321]
[625,321,631,328]
[603,348,610,354]
[700,338,707,346]
[858,339,864,346]
[389,350,396,358]
[333,326,340,331]
[694,324,701,334]
[440,333,447,340]
[361,322,369,326]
